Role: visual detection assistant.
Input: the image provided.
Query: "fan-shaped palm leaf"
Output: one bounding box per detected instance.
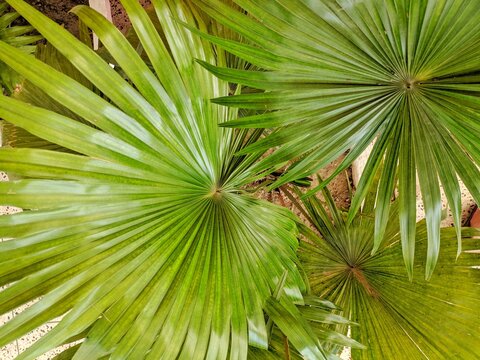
[295,185,480,359]
[0,1,322,358]
[193,0,480,279]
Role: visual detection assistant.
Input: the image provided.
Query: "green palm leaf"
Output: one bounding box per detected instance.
[296,186,480,359]
[0,1,316,358]
[193,0,480,279]
[0,0,41,93]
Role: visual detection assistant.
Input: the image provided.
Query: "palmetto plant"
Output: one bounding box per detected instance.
[293,184,480,359]
[193,0,480,280]
[0,0,357,359]
[0,0,479,359]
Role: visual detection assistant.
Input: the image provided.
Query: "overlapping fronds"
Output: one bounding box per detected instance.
[193,0,480,279]
[297,186,480,359]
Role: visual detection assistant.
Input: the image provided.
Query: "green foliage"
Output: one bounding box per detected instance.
[0,0,479,359]
[249,272,363,360]
[2,42,92,150]
[193,0,480,279]
[0,0,356,358]
[0,1,41,93]
[296,186,480,359]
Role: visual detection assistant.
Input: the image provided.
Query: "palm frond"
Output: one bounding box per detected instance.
[193,0,480,279]
[296,186,480,359]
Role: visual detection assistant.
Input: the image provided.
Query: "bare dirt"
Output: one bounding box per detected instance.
[22,0,88,35]
[110,0,151,33]
[22,0,151,35]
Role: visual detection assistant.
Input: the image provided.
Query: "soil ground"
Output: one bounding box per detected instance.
[21,0,151,34]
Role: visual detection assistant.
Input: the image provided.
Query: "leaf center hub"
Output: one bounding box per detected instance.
[208,186,223,202]
[401,78,418,92]
[348,265,379,298]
